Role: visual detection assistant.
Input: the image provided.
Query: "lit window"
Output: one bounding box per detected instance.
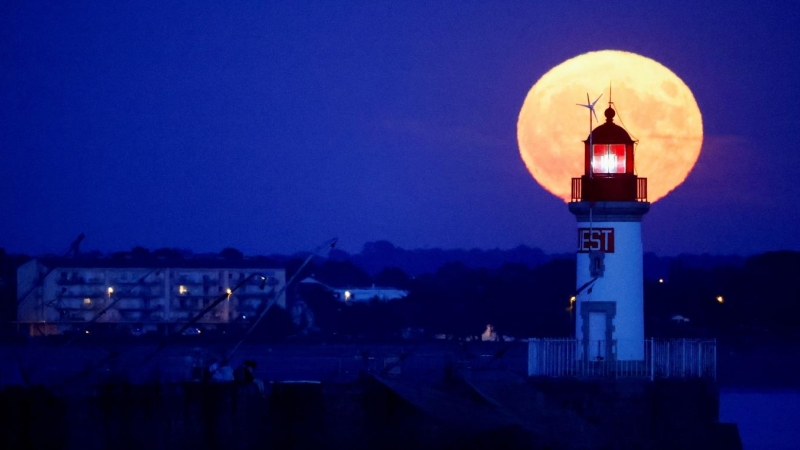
[83,298,92,305]
[179,285,187,294]
[592,144,626,174]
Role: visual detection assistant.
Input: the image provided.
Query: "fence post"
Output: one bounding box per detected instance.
[698,342,702,378]
[527,338,538,376]
[713,339,717,381]
[682,339,686,378]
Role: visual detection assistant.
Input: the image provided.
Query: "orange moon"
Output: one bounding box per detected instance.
[517,50,703,203]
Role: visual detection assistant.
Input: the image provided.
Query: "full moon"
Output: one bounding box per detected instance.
[517,50,703,203]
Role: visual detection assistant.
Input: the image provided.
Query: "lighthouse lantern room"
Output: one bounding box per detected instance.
[569,103,650,362]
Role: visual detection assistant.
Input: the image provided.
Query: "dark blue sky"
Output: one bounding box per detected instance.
[2,0,798,257]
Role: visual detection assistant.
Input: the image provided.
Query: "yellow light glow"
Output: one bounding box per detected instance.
[716,295,724,304]
[83,297,91,305]
[344,290,352,301]
[569,296,576,303]
[179,285,187,294]
[107,287,114,295]
[226,288,232,295]
[85,330,90,334]
[517,50,703,203]
[659,279,664,284]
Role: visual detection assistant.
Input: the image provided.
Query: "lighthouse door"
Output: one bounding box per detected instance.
[588,312,607,360]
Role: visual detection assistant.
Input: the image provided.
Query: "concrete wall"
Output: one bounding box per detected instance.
[529,379,742,450]
[0,378,741,450]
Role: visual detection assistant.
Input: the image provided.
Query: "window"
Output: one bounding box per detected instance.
[592,144,626,174]
[589,251,605,277]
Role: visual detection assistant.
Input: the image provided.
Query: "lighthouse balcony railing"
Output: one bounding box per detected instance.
[527,338,716,380]
[571,177,648,202]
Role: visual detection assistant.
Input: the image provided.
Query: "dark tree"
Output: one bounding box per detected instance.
[220,247,244,260]
[373,267,410,289]
[130,246,150,258]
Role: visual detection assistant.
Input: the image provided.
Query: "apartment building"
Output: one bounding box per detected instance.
[16,257,286,336]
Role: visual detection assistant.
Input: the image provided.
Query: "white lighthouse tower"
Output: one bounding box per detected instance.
[569,103,649,361]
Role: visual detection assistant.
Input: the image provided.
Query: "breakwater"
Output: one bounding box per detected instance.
[0,342,742,449]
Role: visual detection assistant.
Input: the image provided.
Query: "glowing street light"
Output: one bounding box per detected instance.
[658,278,664,284]
[716,295,724,304]
[107,287,114,296]
[344,290,352,302]
[567,296,576,313]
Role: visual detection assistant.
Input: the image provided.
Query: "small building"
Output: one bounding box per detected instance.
[300,277,408,303]
[16,257,286,336]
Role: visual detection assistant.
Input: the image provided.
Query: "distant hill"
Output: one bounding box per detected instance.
[322,241,748,279]
[329,241,559,276]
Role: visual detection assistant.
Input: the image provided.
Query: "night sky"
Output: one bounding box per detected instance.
[2,0,798,257]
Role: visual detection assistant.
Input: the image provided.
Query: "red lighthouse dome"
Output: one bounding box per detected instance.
[572,107,647,202]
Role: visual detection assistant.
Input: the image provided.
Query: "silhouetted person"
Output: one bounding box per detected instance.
[234,360,256,383]
[234,360,264,392]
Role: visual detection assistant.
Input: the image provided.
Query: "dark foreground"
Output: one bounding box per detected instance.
[2,375,741,450]
[0,340,752,449]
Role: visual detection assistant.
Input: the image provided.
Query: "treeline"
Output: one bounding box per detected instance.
[1,244,799,343]
[294,259,575,340]
[644,251,800,341]
[293,251,800,342]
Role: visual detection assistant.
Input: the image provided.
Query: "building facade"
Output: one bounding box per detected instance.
[16,257,286,336]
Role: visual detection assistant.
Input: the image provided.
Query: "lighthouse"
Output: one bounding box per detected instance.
[569,104,649,361]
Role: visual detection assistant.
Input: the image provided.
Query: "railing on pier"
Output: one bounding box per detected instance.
[527,338,716,380]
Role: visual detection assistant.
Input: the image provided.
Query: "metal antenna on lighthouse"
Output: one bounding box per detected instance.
[576,93,602,240]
